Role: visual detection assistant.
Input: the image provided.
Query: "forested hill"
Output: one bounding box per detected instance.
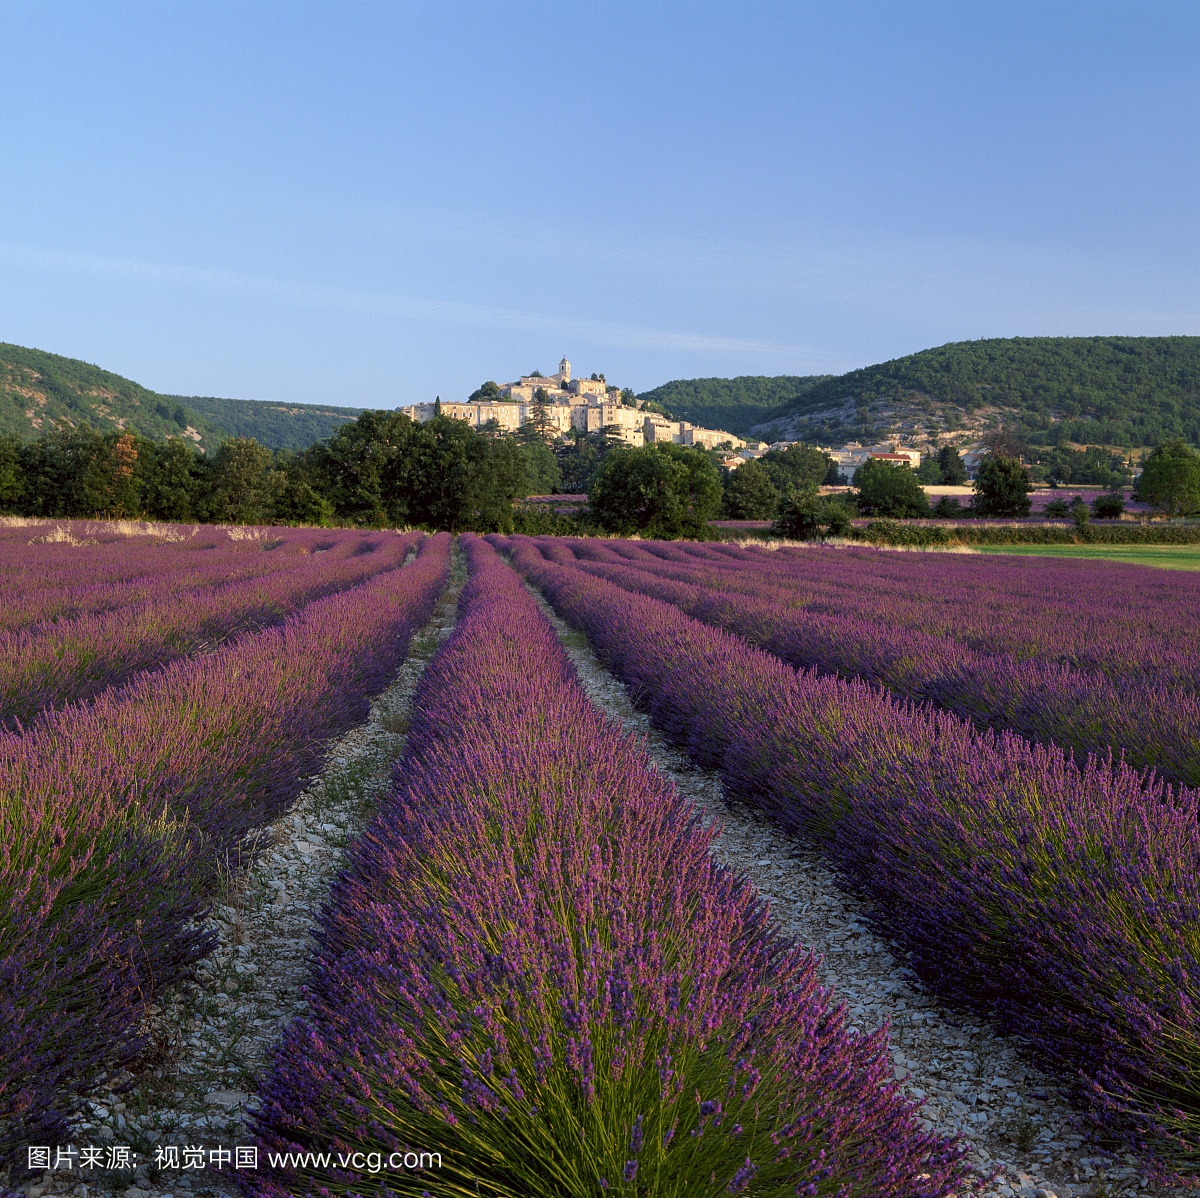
[635,375,833,435]
[162,394,362,451]
[0,343,362,451]
[750,336,1200,449]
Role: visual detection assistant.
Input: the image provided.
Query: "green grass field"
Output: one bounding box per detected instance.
[977,543,1200,571]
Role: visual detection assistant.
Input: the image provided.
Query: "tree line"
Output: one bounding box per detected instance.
[6,414,1194,537]
[0,416,533,532]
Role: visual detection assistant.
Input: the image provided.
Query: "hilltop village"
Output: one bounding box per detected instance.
[396,357,938,481]
[397,357,750,452]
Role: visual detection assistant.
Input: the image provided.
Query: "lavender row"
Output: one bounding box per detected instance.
[1,534,451,1174]
[620,537,1200,691]
[0,524,363,636]
[246,534,969,1198]
[550,539,1200,789]
[0,530,420,730]
[500,534,1200,1184]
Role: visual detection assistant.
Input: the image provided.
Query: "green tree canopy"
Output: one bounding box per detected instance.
[721,459,779,519]
[310,411,522,531]
[758,444,833,497]
[554,430,614,493]
[853,458,930,518]
[518,438,561,496]
[937,445,968,485]
[774,491,854,539]
[529,388,554,439]
[199,437,275,524]
[589,443,721,538]
[972,455,1033,517]
[1136,440,1200,516]
[138,437,204,520]
[0,433,24,512]
[16,423,142,517]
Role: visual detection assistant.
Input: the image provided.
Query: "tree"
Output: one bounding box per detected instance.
[1136,440,1200,516]
[529,388,553,440]
[936,445,968,485]
[1090,489,1125,519]
[980,426,1027,461]
[468,381,501,401]
[138,438,203,520]
[589,443,721,539]
[16,423,137,517]
[620,388,637,408]
[759,445,832,496]
[915,456,942,484]
[932,495,960,518]
[555,430,610,493]
[310,411,523,531]
[823,460,847,486]
[972,456,1033,517]
[434,396,442,417]
[721,459,779,519]
[270,477,333,525]
[774,490,853,539]
[102,433,140,515]
[198,437,275,523]
[518,438,561,496]
[0,433,24,512]
[853,458,930,518]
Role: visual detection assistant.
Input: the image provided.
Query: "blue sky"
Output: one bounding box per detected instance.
[1,0,1196,408]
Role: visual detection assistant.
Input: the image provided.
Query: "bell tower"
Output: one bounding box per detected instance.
[559,356,571,384]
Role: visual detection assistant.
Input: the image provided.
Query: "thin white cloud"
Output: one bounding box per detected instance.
[0,241,833,361]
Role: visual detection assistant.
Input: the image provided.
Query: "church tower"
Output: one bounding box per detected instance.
[559,356,571,384]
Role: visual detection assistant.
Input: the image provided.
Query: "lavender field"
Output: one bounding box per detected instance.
[248,536,970,1197]
[8,521,1200,1195]
[497,534,1200,1184]
[542,537,1200,787]
[2,521,450,1177]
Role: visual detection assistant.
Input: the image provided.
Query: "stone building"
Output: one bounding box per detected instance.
[397,356,744,451]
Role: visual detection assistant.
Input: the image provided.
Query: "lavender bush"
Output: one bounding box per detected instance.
[0,523,344,635]
[499,534,1200,1184]
[0,530,418,728]
[246,535,969,1198]
[1,532,450,1176]
[547,539,1200,787]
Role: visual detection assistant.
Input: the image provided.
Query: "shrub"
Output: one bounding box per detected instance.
[1091,491,1126,519]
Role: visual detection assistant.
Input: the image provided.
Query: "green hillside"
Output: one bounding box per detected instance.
[0,343,362,451]
[164,394,362,451]
[635,375,833,436]
[752,336,1200,449]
